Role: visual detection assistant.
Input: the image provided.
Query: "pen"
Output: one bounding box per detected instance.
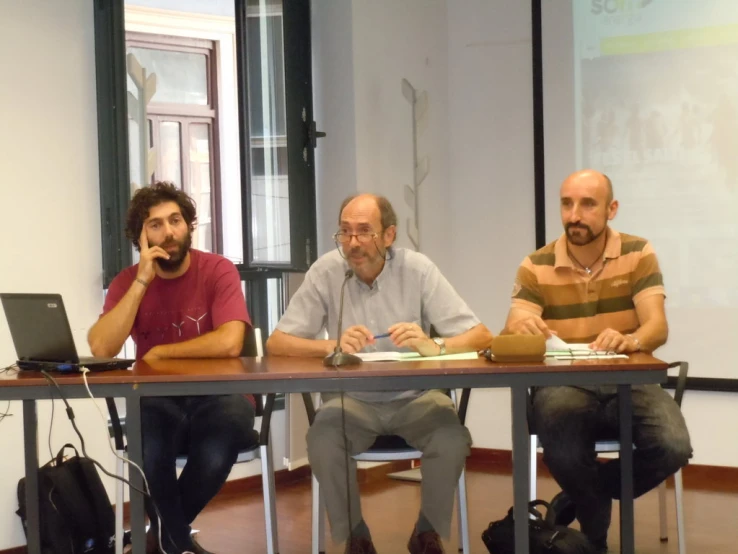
[373,320,421,340]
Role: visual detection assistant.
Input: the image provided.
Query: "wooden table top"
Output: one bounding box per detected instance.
[0,353,668,388]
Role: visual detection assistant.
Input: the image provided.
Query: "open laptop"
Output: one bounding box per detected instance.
[1,293,134,372]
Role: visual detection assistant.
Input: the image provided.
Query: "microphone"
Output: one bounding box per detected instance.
[323,269,363,367]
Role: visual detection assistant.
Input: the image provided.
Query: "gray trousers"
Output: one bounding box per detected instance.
[533,384,692,543]
[306,390,471,542]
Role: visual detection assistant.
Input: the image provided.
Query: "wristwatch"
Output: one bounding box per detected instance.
[432,337,446,355]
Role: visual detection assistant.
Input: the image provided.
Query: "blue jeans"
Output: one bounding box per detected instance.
[141,395,256,552]
[532,384,691,544]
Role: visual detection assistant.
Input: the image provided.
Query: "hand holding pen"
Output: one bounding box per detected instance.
[373,319,421,341]
[340,320,424,354]
[377,320,439,357]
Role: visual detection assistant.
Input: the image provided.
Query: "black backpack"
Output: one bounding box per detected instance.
[17,444,116,554]
[482,500,597,554]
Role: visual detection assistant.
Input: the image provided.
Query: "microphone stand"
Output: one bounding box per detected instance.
[324,269,363,367]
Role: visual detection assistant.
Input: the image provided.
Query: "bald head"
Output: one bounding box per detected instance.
[561,169,613,203]
[338,193,397,231]
[559,169,618,246]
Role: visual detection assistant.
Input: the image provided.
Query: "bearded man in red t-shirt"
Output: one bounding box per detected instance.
[88,182,255,554]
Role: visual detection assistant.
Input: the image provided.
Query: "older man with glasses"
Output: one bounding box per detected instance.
[267,194,492,554]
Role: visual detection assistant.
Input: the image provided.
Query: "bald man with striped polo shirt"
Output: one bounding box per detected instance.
[502,169,691,554]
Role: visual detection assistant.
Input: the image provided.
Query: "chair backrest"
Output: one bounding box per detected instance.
[668,361,689,408]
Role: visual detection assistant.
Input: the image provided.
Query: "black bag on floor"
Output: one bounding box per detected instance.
[482,500,597,554]
[17,444,115,554]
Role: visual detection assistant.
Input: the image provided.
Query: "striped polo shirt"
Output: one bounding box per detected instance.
[510,229,665,343]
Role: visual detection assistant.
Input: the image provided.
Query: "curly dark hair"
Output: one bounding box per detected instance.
[125,182,198,251]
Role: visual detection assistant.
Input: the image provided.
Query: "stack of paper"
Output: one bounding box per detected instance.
[545,335,628,360]
[356,351,420,362]
[356,351,479,362]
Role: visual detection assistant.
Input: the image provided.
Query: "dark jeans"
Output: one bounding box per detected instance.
[141,394,256,552]
[532,385,692,543]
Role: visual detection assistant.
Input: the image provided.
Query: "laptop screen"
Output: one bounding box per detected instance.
[0,293,81,363]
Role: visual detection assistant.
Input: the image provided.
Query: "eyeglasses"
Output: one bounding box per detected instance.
[333,231,379,244]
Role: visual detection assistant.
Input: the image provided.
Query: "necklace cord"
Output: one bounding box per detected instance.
[568,236,608,273]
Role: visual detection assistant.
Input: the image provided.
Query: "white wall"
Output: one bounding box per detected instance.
[0,1,284,549]
[0,0,107,548]
[312,0,452,268]
[445,0,536,452]
[351,0,452,269]
[312,0,359,253]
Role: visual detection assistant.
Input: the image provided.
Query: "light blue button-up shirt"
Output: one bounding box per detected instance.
[277,247,480,402]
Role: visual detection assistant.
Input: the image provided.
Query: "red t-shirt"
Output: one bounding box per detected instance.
[103,249,251,360]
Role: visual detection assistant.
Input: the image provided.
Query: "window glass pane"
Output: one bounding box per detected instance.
[159,121,182,184]
[189,122,213,252]
[266,277,282,335]
[247,16,286,137]
[128,47,208,105]
[251,145,288,176]
[247,4,291,264]
[118,0,301,335]
[127,0,234,17]
[197,222,213,254]
[128,118,141,186]
[124,3,243,265]
[126,61,151,189]
[251,176,290,262]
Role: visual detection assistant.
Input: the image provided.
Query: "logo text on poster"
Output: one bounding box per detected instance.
[591,0,654,16]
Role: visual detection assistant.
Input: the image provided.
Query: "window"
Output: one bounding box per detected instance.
[127,33,220,253]
[246,12,290,264]
[93,0,318,334]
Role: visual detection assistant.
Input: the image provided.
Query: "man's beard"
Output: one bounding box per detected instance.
[154,231,192,272]
[344,239,386,269]
[565,223,605,246]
